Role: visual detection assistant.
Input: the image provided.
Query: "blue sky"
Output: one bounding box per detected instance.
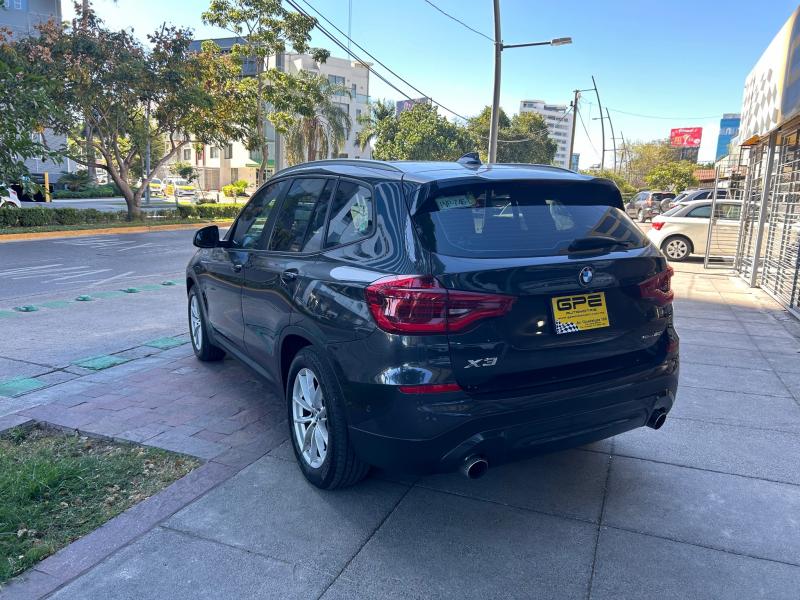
[67,0,799,167]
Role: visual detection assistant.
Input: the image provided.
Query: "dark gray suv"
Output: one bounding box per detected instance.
[186,157,679,489]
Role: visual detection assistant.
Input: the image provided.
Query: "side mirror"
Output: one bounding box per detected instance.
[193,225,220,248]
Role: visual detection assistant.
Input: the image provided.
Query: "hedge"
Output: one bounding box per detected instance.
[0,204,240,229]
[52,184,122,199]
[175,203,242,219]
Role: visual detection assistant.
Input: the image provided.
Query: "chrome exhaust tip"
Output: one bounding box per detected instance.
[647,409,667,430]
[461,456,489,479]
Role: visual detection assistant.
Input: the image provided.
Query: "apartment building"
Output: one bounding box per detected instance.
[519,99,574,169]
[174,41,372,191]
[1,0,71,182]
[268,53,372,162]
[0,0,61,38]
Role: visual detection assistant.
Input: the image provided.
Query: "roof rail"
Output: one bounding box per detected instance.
[274,159,403,177]
[498,163,576,174]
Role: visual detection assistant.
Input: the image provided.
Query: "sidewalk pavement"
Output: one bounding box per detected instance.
[2,261,800,599]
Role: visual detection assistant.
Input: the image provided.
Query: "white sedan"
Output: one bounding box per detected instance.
[647,199,742,261]
[1,187,21,209]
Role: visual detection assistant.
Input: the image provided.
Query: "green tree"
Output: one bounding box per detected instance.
[624,140,680,188]
[285,73,351,165]
[356,99,396,152]
[170,161,198,183]
[466,106,556,164]
[580,169,636,195]
[23,8,252,218]
[0,32,60,195]
[644,161,698,192]
[372,104,472,161]
[202,0,329,181]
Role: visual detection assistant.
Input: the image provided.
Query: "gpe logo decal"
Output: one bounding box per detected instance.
[556,293,603,312]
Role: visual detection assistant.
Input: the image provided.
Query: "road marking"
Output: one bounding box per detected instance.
[87,271,135,287]
[8,266,90,280]
[52,269,112,282]
[0,263,62,276]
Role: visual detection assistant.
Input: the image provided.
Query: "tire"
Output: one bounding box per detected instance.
[287,347,369,490]
[661,236,693,262]
[188,287,225,361]
[637,209,647,223]
[0,201,17,209]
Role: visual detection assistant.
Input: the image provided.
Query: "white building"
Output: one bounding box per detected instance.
[519,99,574,169]
[268,53,372,162]
[167,43,372,191]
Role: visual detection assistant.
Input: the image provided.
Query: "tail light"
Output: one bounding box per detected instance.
[639,266,674,306]
[364,275,516,335]
[651,221,664,231]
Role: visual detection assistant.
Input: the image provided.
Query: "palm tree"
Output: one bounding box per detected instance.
[285,75,352,166]
[356,99,395,152]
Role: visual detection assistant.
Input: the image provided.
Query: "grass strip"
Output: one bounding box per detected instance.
[0,427,198,583]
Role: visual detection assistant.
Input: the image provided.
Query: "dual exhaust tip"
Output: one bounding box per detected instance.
[460,410,667,479]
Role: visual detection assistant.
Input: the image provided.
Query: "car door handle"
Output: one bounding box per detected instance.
[232,263,243,273]
[281,269,298,283]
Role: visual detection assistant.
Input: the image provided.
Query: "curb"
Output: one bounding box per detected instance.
[0,221,234,243]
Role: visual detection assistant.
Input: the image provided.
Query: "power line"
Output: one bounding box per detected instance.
[285,0,414,104]
[422,0,494,42]
[292,0,471,122]
[607,108,718,120]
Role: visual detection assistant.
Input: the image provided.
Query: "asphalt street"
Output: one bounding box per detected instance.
[0,229,204,370]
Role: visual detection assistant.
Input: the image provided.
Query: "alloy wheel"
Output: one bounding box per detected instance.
[190,294,203,351]
[292,368,328,468]
[664,239,689,260]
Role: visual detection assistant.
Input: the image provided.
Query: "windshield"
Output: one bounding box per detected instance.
[414,181,645,259]
[172,179,189,186]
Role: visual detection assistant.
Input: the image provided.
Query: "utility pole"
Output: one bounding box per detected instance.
[487,1,571,163]
[606,107,616,173]
[144,102,151,206]
[488,0,502,164]
[592,75,605,171]
[568,89,580,170]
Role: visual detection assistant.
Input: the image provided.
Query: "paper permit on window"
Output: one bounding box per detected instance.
[350,196,370,233]
[435,194,476,211]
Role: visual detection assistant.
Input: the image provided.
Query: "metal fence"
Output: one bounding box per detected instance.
[734,124,800,317]
[703,151,750,269]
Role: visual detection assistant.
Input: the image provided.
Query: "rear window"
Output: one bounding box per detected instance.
[414,181,645,259]
[661,205,683,217]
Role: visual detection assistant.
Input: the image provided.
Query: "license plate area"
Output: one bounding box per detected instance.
[551,292,610,334]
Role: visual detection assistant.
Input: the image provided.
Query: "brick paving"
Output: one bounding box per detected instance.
[1,261,799,599]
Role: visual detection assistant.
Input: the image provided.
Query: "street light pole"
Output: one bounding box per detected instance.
[487,0,571,164]
[144,102,151,207]
[568,89,580,170]
[488,0,502,164]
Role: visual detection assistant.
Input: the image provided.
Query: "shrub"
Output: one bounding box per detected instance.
[0,208,21,227]
[221,184,236,198]
[17,208,54,227]
[52,208,82,225]
[176,203,241,220]
[52,185,120,199]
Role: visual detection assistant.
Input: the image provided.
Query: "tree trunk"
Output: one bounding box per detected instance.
[85,124,96,183]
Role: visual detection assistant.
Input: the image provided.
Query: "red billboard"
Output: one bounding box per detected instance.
[670,127,703,148]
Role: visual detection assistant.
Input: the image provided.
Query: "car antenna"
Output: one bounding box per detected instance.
[457,152,482,167]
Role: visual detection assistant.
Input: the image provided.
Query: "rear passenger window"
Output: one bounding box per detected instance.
[687,205,711,218]
[325,181,374,247]
[269,178,329,252]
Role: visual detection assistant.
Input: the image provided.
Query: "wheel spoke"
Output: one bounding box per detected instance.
[294,391,314,413]
[299,371,313,406]
[311,381,323,409]
[315,419,328,445]
[293,415,313,424]
[302,422,315,453]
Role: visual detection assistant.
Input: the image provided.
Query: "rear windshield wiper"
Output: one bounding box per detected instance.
[567,236,636,252]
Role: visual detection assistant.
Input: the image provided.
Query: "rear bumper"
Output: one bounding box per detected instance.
[345,360,678,473]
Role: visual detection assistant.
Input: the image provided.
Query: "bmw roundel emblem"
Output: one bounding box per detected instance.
[579,266,594,286]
